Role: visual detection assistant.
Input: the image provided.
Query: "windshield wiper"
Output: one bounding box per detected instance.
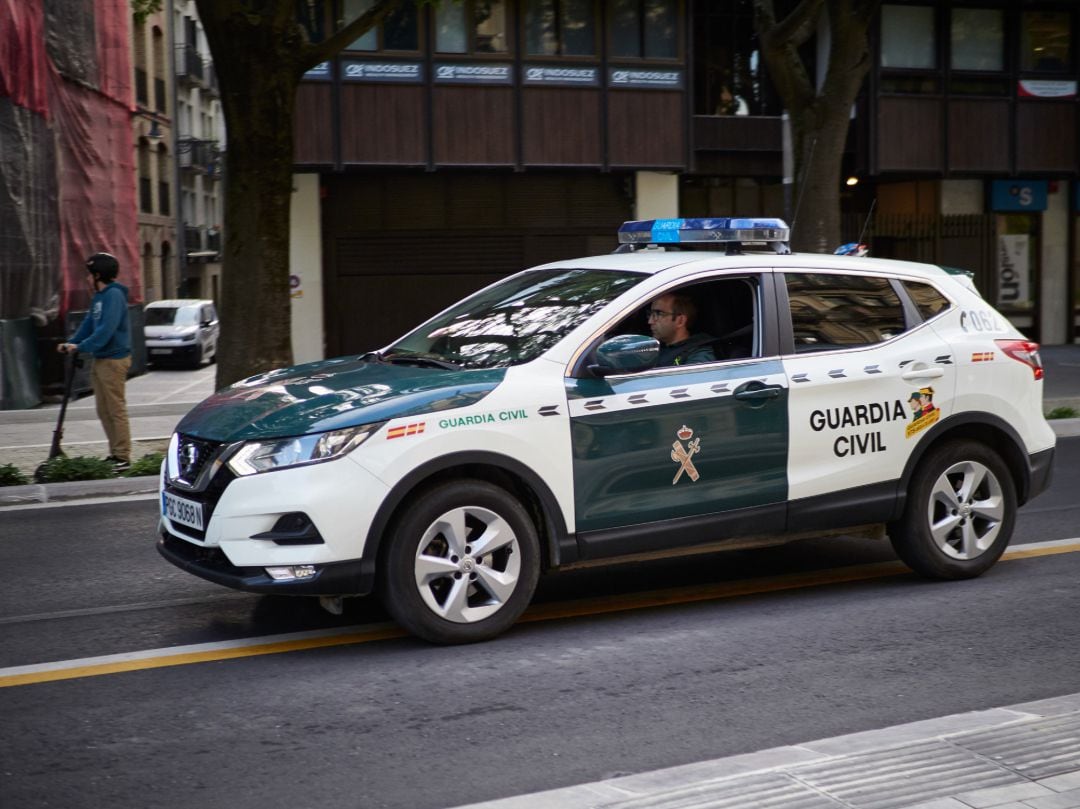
[382,351,462,370]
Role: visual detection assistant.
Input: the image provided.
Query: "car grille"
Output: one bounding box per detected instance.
[174,434,221,486]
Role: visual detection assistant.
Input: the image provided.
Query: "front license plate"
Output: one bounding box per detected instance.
[162,491,204,531]
[150,349,172,355]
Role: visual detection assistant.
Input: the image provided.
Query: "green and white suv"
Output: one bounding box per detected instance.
[158,218,1056,644]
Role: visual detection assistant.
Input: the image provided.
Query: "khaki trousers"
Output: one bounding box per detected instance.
[90,356,132,462]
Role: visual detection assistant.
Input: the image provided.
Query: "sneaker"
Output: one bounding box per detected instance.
[109,457,130,472]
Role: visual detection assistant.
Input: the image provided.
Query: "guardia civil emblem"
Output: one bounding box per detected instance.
[671,425,701,484]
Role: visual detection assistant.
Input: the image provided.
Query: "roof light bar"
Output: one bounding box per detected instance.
[617,218,791,254]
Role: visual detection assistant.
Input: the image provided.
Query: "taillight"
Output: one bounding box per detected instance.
[995,339,1044,380]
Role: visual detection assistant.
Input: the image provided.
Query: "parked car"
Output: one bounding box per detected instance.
[144,299,219,368]
[157,218,1055,644]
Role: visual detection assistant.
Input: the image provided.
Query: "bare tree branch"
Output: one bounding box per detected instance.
[301,0,406,71]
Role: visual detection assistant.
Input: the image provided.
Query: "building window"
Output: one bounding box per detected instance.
[611,0,677,60]
[692,0,779,115]
[1021,10,1071,73]
[435,0,508,54]
[524,0,596,57]
[344,0,419,52]
[880,5,936,69]
[951,8,1003,71]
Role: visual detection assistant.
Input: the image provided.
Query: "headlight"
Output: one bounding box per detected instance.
[226,424,383,476]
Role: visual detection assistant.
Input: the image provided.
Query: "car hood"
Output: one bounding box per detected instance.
[176,357,506,442]
[145,325,197,337]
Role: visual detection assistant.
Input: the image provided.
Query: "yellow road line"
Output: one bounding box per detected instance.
[3,540,1078,689]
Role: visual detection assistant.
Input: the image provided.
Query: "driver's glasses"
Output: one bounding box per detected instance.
[647,309,676,320]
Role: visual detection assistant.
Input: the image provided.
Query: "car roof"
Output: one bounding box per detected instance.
[534,249,961,283]
[146,299,214,308]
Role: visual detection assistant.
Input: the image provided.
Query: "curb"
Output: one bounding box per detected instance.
[0,475,159,507]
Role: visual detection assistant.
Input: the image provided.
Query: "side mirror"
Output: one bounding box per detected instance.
[588,334,659,376]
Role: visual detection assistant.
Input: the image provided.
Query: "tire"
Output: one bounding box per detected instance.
[888,440,1016,580]
[189,344,204,369]
[379,480,540,644]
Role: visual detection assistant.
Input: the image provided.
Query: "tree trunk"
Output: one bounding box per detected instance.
[194,0,406,389]
[755,0,880,254]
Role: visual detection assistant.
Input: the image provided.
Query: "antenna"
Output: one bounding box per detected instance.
[857,198,877,248]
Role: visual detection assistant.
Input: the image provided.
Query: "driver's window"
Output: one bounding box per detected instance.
[607,277,759,369]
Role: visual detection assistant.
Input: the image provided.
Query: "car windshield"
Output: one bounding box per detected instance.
[385,268,644,368]
[145,307,179,326]
[146,306,201,326]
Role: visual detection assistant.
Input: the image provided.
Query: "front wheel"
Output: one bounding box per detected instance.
[888,440,1016,580]
[379,480,540,644]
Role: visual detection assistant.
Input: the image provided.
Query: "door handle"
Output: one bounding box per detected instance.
[901,366,945,381]
[734,381,782,401]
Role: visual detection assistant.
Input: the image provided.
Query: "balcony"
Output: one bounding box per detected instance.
[176,44,204,86]
[178,138,221,175]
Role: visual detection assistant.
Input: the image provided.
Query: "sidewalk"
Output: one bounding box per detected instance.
[451,693,1080,809]
[0,363,217,498]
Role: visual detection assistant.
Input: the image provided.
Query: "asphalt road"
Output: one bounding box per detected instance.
[1,437,1078,809]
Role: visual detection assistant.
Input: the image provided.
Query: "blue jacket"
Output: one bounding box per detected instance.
[71,282,131,359]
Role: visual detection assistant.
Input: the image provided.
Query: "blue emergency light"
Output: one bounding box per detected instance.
[617,217,791,254]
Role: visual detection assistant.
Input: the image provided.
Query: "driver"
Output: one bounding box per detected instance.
[648,292,716,367]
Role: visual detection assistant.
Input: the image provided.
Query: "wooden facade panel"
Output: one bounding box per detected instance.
[432,87,515,166]
[947,100,1009,172]
[521,88,602,166]
[692,115,782,152]
[608,91,685,168]
[877,97,943,172]
[1017,102,1076,172]
[340,85,425,165]
[294,84,334,165]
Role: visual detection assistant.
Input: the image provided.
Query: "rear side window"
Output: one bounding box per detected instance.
[902,280,951,320]
[786,273,906,352]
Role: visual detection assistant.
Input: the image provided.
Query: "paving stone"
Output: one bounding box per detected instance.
[953,782,1054,808]
[1040,773,1080,793]
[1021,788,1080,809]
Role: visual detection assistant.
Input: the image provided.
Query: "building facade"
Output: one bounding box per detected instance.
[171,0,225,302]
[131,3,175,303]
[284,0,1080,362]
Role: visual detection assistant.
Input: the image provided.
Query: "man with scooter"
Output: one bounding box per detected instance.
[57,253,132,472]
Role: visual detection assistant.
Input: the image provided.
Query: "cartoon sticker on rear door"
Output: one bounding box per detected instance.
[905,387,939,438]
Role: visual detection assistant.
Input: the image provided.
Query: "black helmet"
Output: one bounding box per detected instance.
[86,252,119,282]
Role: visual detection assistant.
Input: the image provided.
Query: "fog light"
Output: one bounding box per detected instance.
[265,564,317,581]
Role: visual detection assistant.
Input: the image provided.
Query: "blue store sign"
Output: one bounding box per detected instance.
[990,180,1048,212]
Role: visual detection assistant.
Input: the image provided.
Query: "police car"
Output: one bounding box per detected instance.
[158,218,1056,644]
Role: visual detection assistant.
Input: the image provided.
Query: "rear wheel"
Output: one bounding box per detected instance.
[889,440,1016,579]
[379,480,540,644]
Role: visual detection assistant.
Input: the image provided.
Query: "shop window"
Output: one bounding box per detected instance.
[436,1,508,54]
[880,5,936,69]
[692,0,780,115]
[611,0,677,60]
[951,8,1003,71]
[525,0,596,57]
[344,0,419,52]
[1021,10,1071,73]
